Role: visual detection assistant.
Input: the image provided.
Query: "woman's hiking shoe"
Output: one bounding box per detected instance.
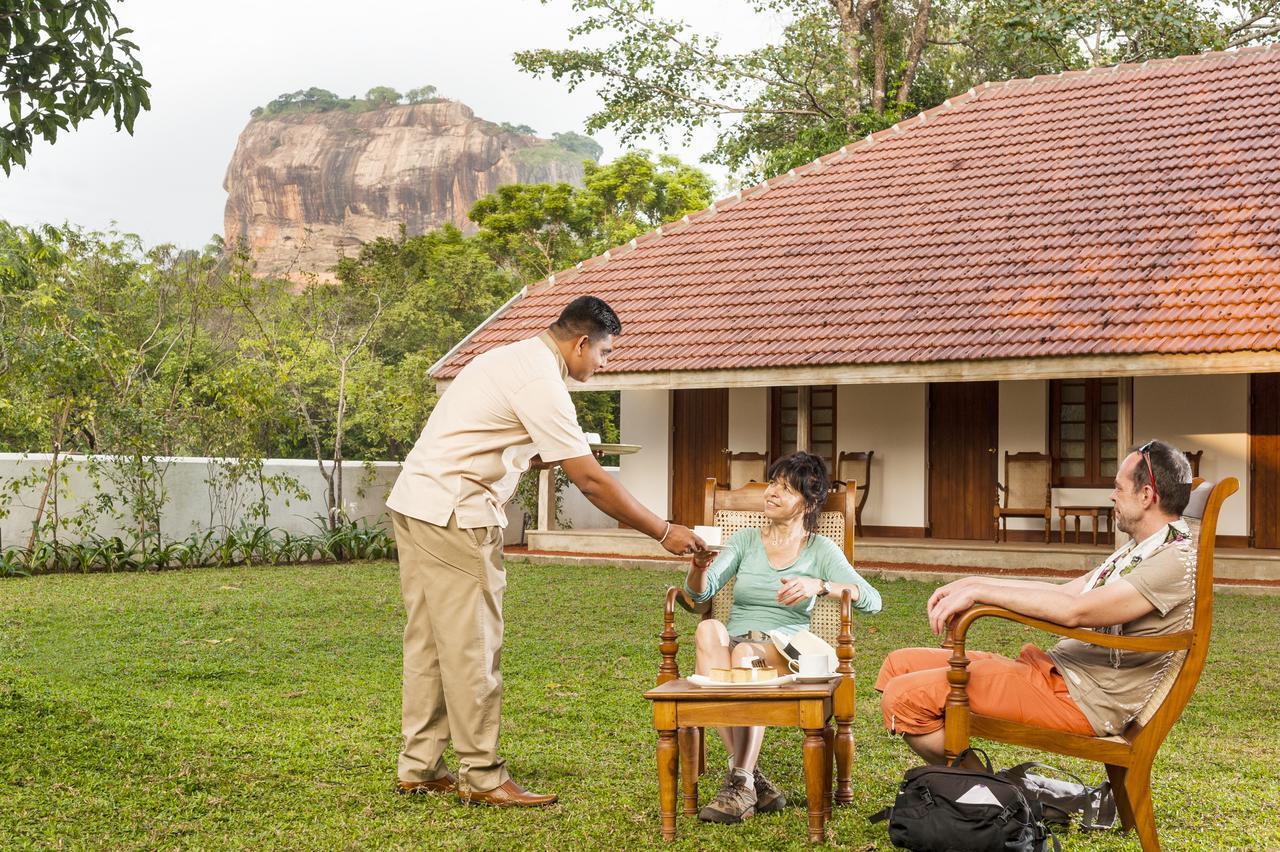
[753,769,786,813]
[698,772,757,824]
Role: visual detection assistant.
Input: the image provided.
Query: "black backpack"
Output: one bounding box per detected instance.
[998,761,1116,830]
[870,750,1058,852]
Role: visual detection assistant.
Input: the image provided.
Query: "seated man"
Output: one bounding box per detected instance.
[877,440,1195,762]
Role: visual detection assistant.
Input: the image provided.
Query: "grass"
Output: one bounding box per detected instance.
[1,561,1277,850]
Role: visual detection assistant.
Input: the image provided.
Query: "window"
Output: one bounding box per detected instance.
[1050,378,1119,486]
[769,386,837,473]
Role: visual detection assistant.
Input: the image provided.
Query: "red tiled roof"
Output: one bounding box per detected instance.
[434,46,1280,379]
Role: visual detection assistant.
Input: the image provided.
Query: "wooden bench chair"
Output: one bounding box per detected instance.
[993,451,1053,543]
[943,477,1238,851]
[658,477,861,804]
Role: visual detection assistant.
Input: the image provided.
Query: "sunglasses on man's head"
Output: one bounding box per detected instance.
[1137,440,1159,503]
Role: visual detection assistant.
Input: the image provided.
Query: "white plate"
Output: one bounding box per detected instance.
[793,673,841,683]
[688,673,797,689]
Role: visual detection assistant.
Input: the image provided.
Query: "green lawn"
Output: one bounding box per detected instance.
[2,561,1277,850]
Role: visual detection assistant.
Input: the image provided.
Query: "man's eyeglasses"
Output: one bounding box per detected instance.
[1137,440,1159,503]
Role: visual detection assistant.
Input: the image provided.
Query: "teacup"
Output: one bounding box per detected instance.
[788,653,832,677]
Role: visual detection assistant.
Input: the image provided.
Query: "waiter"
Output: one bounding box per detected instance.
[387,295,702,807]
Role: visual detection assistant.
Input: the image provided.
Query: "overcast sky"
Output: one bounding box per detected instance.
[0,0,783,249]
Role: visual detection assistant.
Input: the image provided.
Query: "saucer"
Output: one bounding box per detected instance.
[793,673,841,683]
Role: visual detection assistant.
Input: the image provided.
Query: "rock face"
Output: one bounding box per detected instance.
[223,101,586,280]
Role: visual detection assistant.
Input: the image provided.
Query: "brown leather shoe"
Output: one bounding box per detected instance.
[459,779,557,808]
[396,771,457,794]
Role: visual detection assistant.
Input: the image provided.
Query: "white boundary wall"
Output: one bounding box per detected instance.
[0,453,620,548]
[0,454,400,547]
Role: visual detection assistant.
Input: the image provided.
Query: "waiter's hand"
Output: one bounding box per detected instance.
[661,523,704,556]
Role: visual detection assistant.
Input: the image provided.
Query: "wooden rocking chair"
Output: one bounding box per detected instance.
[943,477,1238,851]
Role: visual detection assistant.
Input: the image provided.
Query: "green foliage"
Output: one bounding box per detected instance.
[517,0,1279,183]
[0,517,396,575]
[470,149,713,280]
[552,130,604,162]
[0,0,151,175]
[499,121,538,135]
[251,85,414,119]
[404,84,439,103]
[364,86,402,106]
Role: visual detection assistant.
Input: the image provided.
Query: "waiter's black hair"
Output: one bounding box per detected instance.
[550,296,622,341]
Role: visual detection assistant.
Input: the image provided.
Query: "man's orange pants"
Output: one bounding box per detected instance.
[875,644,1094,736]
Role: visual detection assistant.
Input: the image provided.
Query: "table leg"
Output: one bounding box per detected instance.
[822,725,834,821]
[1092,510,1099,545]
[657,729,678,841]
[1074,514,1081,544]
[1059,510,1066,544]
[678,726,699,817]
[834,717,854,805]
[803,727,826,842]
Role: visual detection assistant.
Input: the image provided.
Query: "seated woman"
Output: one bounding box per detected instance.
[683,450,882,824]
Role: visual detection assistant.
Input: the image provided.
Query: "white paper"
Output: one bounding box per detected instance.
[955,784,1003,807]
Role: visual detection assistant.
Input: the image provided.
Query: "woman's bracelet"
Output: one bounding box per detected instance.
[658,521,672,544]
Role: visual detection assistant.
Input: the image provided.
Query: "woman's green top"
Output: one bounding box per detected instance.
[684,528,882,638]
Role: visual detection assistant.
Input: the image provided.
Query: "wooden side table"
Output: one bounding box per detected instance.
[1057,505,1114,545]
[643,678,839,842]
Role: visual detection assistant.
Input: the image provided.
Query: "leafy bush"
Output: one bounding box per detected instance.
[0,518,396,577]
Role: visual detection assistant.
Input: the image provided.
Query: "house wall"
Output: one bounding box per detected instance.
[836,383,928,530]
[610,375,1250,540]
[1135,374,1248,538]
[728,387,769,453]
[617,389,672,520]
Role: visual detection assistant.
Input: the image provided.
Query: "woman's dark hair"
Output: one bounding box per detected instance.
[549,295,622,341]
[766,451,830,533]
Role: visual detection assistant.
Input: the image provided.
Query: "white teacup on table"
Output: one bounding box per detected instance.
[789,652,835,680]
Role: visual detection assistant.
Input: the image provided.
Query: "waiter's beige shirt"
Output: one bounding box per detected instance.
[387,333,591,529]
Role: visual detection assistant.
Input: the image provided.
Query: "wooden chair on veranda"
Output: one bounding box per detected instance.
[943,477,1238,852]
[836,450,874,536]
[723,450,769,490]
[993,451,1053,543]
[658,477,862,807]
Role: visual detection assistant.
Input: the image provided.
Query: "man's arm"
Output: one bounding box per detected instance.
[927,575,1154,636]
[927,573,1092,614]
[559,454,702,555]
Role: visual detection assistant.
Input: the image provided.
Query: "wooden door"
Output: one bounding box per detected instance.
[671,389,729,527]
[1250,373,1280,549]
[928,382,998,540]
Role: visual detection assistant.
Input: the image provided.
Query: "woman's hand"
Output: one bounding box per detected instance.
[690,550,714,571]
[777,576,822,606]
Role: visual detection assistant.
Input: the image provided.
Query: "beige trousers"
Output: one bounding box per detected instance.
[390,509,510,791]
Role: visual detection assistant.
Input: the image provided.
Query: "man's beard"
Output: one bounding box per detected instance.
[1114,507,1136,536]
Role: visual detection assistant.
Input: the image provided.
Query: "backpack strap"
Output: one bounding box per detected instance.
[949,747,994,773]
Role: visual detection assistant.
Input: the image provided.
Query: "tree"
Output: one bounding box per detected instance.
[469,150,713,281]
[552,130,603,161]
[365,86,403,106]
[1,0,151,174]
[405,84,439,103]
[469,182,597,282]
[517,0,1279,182]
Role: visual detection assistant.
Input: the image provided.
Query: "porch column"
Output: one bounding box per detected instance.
[536,467,557,531]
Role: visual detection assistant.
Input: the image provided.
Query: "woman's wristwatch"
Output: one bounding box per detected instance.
[817,580,832,597]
